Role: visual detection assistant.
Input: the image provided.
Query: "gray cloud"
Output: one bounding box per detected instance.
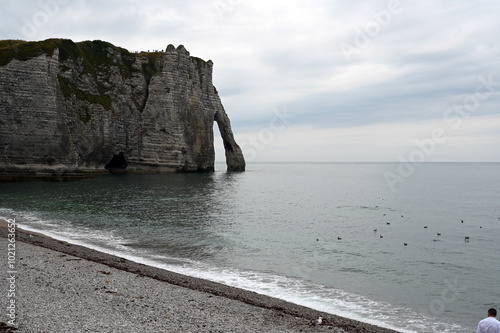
[2,0,499,161]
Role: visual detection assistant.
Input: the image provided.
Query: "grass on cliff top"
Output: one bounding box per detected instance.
[0,39,60,66]
[0,38,165,88]
[0,39,136,70]
[0,39,166,113]
[58,39,139,78]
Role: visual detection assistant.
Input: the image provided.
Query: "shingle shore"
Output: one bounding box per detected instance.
[0,220,400,333]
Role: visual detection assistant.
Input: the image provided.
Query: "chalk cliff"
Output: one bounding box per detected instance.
[0,39,245,180]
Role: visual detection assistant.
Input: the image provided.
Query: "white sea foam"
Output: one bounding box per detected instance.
[0,208,466,333]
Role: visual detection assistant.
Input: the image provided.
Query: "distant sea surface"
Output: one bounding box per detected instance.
[1,162,499,333]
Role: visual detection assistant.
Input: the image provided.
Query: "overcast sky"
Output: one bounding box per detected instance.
[2,0,499,162]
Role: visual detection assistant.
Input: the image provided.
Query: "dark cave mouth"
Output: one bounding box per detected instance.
[105,152,128,172]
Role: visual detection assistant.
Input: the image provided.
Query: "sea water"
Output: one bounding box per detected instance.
[1,162,499,332]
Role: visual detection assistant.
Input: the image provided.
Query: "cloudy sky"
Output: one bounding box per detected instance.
[2,0,499,162]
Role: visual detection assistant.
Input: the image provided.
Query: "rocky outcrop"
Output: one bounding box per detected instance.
[0,39,245,180]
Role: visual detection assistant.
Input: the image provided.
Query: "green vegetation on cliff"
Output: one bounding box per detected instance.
[137,51,163,112]
[57,39,138,79]
[57,75,112,111]
[0,39,59,66]
[139,52,162,84]
[0,39,135,72]
[0,39,147,82]
[0,38,165,114]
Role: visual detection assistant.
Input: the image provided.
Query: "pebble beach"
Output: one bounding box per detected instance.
[0,220,400,333]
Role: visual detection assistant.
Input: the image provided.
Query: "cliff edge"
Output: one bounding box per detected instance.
[0,39,245,180]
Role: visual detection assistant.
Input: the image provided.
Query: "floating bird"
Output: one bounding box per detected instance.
[380,235,383,238]
[337,237,342,240]
[461,220,464,223]
[386,222,391,225]
[424,226,428,229]
[309,316,323,326]
[373,229,377,232]
[401,215,404,218]
[404,243,408,246]
[316,238,319,242]
[437,233,441,236]
[383,214,386,216]
[465,236,470,242]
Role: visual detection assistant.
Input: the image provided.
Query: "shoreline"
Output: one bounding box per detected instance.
[0,219,400,333]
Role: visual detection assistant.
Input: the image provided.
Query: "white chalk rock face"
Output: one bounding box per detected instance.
[0,39,245,180]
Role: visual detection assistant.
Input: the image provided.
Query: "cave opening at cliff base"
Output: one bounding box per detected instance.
[105,152,128,173]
